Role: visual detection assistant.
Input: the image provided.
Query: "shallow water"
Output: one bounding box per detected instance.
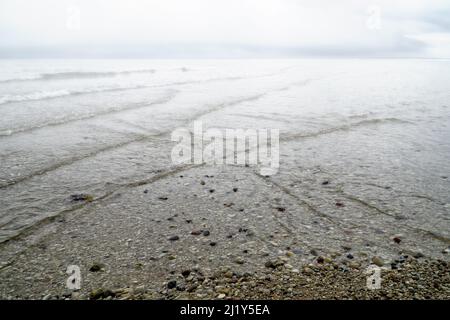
[0,58,449,249]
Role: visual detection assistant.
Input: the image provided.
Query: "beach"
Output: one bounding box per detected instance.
[0,59,449,299]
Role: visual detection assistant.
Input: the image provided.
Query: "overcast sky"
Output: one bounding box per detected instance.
[0,0,449,58]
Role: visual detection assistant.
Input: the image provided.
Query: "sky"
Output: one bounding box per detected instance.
[0,0,449,58]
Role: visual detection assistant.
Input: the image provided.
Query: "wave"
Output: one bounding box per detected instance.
[0,90,179,137]
[0,86,288,189]
[0,85,149,105]
[282,118,411,141]
[0,76,245,106]
[0,67,294,106]
[0,69,156,84]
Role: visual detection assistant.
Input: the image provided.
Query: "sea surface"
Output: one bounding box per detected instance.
[0,59,449,250]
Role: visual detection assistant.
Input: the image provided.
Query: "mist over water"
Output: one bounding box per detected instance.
[0,59,449,258]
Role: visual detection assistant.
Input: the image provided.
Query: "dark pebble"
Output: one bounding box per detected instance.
[322,181,330,185]
[209,242,217,246]
[90,289,115,300]
[167,280,177,289]
[181,270,191,277]
[393,237,402,244]
[89,263,104,272]
[158,197,168,200]
[233,188,238,192]
[209,189,215,193]
[317,256,325,264]
[346,254,354,259]
[168,235,180,241]
[335,201,345,207]
[202,230,210,236]
[70,194,93,202]
[276,207,286,212]
[191,230,202,236]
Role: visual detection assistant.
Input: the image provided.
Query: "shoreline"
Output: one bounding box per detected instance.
[0,165,448,300]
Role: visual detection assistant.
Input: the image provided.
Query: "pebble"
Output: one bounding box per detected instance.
[372,256,384,267]
[218,293,226,299]
[70,194,94,202]
[265,259,284,269]
[393,237,402,244]
[134,286,146,295]
[167,280,177,289]
[202,230,210,236]
[303,267,313,274]
[181,270,191,277]
[168,235,180,241]
[191,230,202,236]
[62,290,72,298]
[176,285,186,291]
[42,294,52,300]
[89,263,104,272]
[233,188,238,192]
[90,288,115,300]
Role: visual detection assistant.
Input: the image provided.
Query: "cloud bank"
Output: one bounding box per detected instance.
[0,0,449,58]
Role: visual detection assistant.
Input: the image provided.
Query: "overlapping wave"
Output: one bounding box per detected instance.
[0,69,156,84]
